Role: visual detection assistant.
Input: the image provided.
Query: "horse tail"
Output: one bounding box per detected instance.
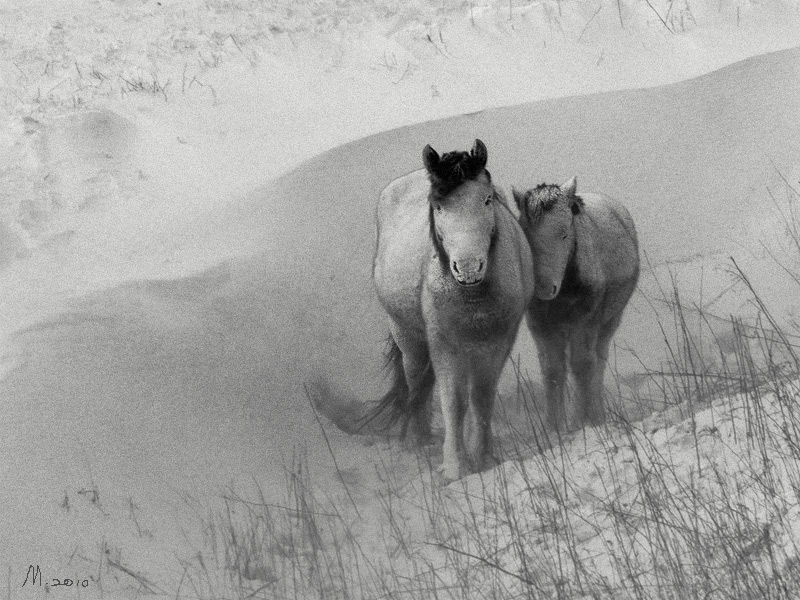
[358,336,434,438]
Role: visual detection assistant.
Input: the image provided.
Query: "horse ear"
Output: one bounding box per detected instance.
[423,145,440,173]
[471,139,488,169]
[560,175,577,197]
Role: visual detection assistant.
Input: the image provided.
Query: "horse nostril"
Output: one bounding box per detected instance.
[478,260,485,272]
[452,261,460,274]
[551,284,558,296]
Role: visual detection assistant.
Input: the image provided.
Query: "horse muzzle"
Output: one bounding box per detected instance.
[535,283,560,300]
[451,258,486,286]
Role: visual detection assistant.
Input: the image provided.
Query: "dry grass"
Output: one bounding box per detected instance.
[5,2,795,596]
[173,176,800,599]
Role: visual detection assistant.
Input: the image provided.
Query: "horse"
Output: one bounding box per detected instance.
[370,139,535,482]
[512,176,639,431]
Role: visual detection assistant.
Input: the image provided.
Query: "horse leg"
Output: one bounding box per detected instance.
[404,349,434,444]
[570,325,603,426]
[464,345,508,472]
[533,329,568,431]
[591,312,625,423]
[429,346,469,483]
[389,320,434,444]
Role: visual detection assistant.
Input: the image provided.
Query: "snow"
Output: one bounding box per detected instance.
[1,0,800,597]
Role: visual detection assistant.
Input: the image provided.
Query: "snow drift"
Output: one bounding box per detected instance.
[2,40,799,590]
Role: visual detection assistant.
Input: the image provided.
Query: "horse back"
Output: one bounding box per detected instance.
[373,170,432,329]
[576,192,639,289]
[376,170,429,224]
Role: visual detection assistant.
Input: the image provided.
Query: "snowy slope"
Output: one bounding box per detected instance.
[4,45,798,595]
[251,45,800,407]
[2,0,800,596]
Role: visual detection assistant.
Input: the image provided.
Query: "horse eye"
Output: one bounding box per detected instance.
[436,204,442,212]
[484,195,492,205]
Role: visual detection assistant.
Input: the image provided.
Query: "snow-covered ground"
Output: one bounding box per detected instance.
[2,0,800,597]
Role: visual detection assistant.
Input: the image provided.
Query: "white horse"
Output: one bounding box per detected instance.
[370,140,535,482]
[513,176,639,430]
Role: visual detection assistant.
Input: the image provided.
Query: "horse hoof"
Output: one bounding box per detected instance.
[411,427,434,448]
[586,410,607,427]
[466,452,500,474]
[417,434,436,447]
[481,453,501,471]
[435,460,469,485]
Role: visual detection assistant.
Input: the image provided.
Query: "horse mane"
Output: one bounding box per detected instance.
[527,183,584,223]
[427,150,492,199]
[429,204,451,270]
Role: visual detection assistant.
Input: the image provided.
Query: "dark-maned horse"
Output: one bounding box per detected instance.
[513,176,639,430]
[370,140,535,482]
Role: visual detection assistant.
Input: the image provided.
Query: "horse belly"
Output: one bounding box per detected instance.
[374,249,428,337]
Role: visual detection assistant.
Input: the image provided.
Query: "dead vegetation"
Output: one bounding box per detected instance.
[175,175,800,599]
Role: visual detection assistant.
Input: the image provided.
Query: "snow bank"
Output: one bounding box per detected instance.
[2,0,800,595]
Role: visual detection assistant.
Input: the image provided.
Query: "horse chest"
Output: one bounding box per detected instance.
[423,279,519,343]
[529,284,599,331]
[534,292,587,320]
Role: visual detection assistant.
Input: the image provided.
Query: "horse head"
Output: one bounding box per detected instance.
[424,139,497,287]
[514,176,583,300]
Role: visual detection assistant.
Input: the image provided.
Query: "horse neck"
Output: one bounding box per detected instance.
[561,219,581,289]
[428,203,450,272]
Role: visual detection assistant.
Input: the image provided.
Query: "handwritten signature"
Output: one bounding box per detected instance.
[22,565,91,589]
